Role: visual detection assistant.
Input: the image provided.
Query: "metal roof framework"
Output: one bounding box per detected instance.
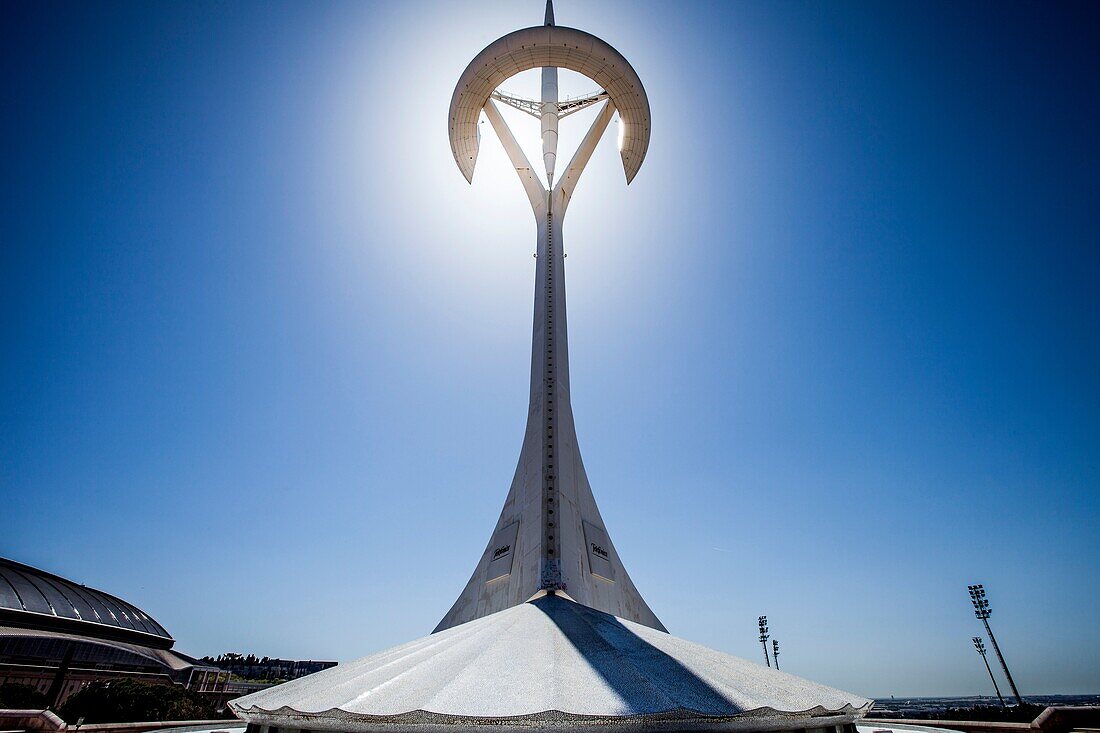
[0,557,173,650]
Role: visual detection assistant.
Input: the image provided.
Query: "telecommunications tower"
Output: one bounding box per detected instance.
[230,4,871,731]
[436,0,660,630]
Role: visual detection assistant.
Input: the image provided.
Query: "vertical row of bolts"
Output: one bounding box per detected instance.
[542,199,559,588]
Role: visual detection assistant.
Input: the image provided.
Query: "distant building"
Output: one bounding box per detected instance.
[201,654,337,682]
[0,557,228,707]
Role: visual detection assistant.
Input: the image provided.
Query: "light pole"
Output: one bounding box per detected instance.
[973,637,1006,708]
[758,616,771,668]
[968,584,1023,705]
[772,639,780,670]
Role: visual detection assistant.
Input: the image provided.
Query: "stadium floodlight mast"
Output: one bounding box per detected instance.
[973,636,1006,708]
[772,639,781,670]
[968,584,1023,705]
[758,616,771,668]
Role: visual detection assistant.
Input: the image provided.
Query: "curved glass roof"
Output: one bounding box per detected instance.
[0,557,173,649]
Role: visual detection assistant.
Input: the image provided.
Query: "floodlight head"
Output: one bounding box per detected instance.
[968,585,991,618]
[448,25,651,185]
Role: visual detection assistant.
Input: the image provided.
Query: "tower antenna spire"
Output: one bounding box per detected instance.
[540,0,558,182]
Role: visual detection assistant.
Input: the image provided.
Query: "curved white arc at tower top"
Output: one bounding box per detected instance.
[448,23,651,186]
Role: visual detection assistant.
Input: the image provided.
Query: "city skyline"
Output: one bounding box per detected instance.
[3,0,1098,699]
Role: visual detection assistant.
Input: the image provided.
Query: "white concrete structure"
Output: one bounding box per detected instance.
[230,3,872,731]
[230,595,867,733]
[437,0,660,635]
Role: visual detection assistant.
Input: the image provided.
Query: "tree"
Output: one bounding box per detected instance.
[57,679,220,723]
[0,683,48,709]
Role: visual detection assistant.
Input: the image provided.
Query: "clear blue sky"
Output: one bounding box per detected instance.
[3,0,1098,698]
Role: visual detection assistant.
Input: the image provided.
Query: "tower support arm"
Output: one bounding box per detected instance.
[553,100,616,215]
[483,99,547,214]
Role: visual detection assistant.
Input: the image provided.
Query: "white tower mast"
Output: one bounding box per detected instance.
[436,0,663,632]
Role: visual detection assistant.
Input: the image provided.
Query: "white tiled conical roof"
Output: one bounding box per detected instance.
[230,595,869,733]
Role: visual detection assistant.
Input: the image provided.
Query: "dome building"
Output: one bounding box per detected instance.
[0,557,227,707]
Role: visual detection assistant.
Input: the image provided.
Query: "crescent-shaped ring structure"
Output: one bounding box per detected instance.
[448,24,651,184]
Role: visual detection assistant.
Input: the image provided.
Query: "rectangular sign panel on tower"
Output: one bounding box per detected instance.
[485,522,520,582]
[582,520,615,582]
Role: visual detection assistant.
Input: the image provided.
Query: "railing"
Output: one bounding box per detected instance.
[0,712,241,733]
[864,706,1100,733]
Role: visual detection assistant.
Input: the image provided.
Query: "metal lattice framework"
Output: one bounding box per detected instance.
[491,89,609,119]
